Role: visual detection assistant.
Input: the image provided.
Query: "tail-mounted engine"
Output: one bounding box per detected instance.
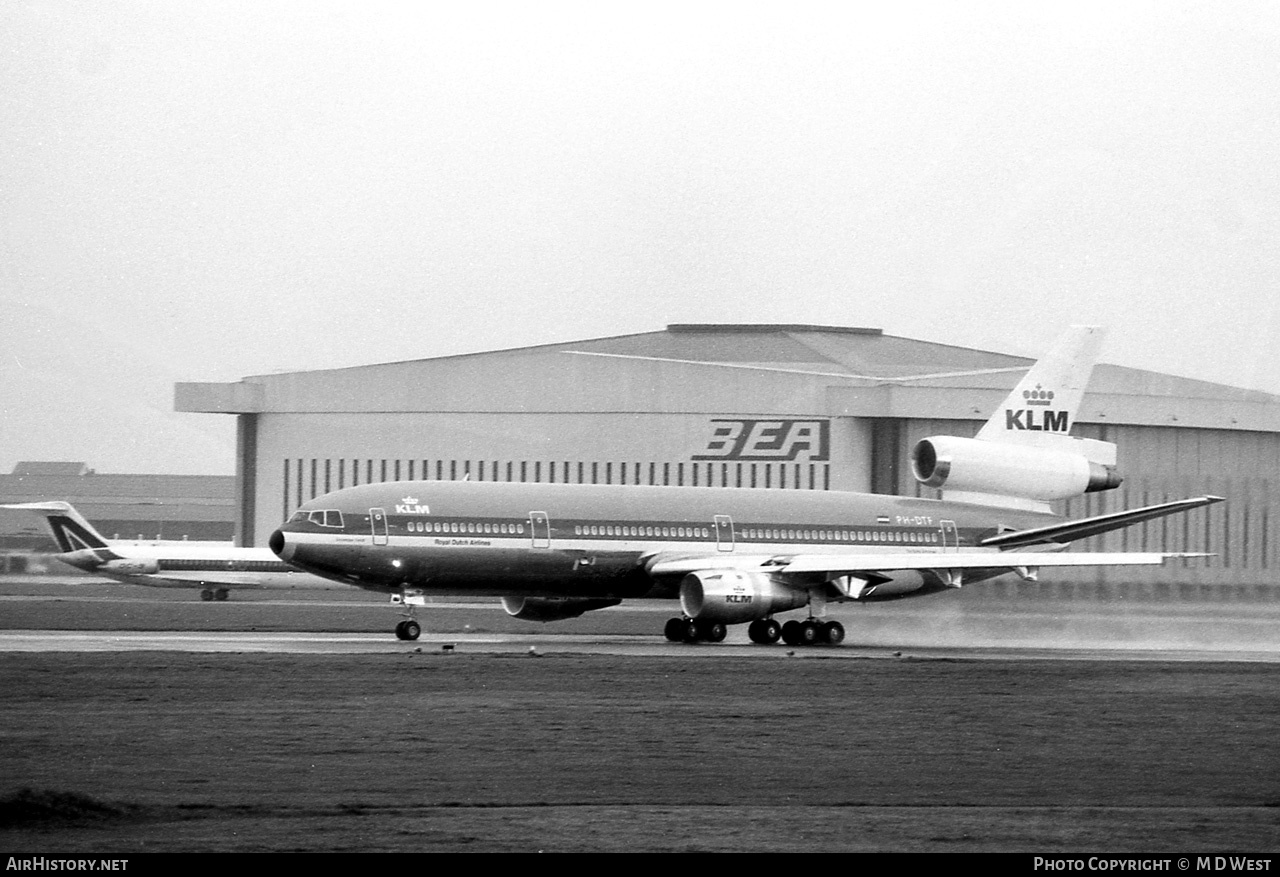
[501,596,621,622]
[911,436,1121,503]
[679,570,808,624]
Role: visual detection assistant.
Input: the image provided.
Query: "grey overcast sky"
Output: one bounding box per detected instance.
[3,1,1279,474]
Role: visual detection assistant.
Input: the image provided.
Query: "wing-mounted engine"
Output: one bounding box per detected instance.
[911,436,1121,507]
[501,596,621,622]
[678,570,808,624]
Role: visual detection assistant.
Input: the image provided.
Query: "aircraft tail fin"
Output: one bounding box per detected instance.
[909,326,1120,512]
[1,501,114,553]
[975,325,1106,456]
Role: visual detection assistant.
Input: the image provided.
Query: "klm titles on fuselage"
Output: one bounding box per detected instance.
[1006,409,1069,432]
[396,497,431,515]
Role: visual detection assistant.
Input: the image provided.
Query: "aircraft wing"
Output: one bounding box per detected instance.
[646,550,1207,578]
[978,495,1224,549]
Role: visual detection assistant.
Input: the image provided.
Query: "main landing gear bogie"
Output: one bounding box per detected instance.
[664,617,727,643]
[199,588,230,602]
[665,616,845,646]
[395,619,421,641]
[780,618,845,646]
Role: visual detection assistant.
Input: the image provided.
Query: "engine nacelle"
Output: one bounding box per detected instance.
[911,436,1121,503]
[501,596,621,623]
[679,570,809,625]
[101,558,160,575]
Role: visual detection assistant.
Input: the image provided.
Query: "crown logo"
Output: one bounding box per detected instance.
[401,495,419,505]
[1023,385,1054,406]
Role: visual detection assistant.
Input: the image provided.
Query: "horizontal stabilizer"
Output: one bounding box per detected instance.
[979,495,1225,549]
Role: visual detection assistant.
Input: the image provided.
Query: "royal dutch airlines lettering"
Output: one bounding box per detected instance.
[271,326,1220,647]
[693,419,830,461]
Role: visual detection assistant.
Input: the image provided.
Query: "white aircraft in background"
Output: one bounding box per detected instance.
[4,501,339,599]
[270,326,1222,643]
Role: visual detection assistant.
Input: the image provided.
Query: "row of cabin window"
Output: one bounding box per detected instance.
[405,521,526,535]
[283,458,832,515]
[566,525,940,543]
[574,525,712,539]
[739,528,940,544]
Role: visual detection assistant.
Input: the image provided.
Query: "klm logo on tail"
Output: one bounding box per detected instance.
[1005,412,1069,432]
[1004,386,1068,433]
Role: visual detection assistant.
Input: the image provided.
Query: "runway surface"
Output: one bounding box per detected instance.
[5,575,1279,852]
[2,574,1278,661]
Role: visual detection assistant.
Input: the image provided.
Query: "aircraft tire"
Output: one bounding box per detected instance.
[704,622,727,643]
[402,620,421,641]
[214,589,229,601]
[760,618,782,644]
[781,620,801,646]
[394,621,407,640]
[798,620,821,646]
[681,619,701,644]
[200,589,213,602]
[748,619,783,645]
[822,621,846,645]
[664,617,686,642]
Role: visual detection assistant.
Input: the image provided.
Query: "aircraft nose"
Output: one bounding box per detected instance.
[269,529,294,561]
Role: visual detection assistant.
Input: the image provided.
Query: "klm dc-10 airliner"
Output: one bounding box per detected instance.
[270,327,1221,644]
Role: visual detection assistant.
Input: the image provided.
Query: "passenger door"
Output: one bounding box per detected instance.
[714,515,734,552]
[940,519,958,552]
[370,508,389,546]
[530,511,550,548]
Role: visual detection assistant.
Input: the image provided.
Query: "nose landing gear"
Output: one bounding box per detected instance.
[394,619,422,641]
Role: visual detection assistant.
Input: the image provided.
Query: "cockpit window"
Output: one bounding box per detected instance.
[289,510,308,523]
[306,510,345,528]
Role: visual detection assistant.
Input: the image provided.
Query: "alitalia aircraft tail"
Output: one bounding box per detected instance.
[910,326,1122,512]
[2,501,116,554]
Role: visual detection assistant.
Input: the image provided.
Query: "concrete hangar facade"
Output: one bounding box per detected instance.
[177,324,1280,590]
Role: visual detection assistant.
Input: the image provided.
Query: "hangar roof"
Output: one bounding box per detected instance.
[176,324,1280,432]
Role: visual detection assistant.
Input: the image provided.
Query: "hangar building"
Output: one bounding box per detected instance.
[175,324,1280,591]
[0,462,234,551]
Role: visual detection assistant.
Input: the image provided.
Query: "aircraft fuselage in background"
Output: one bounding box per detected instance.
[4,501,344,599]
